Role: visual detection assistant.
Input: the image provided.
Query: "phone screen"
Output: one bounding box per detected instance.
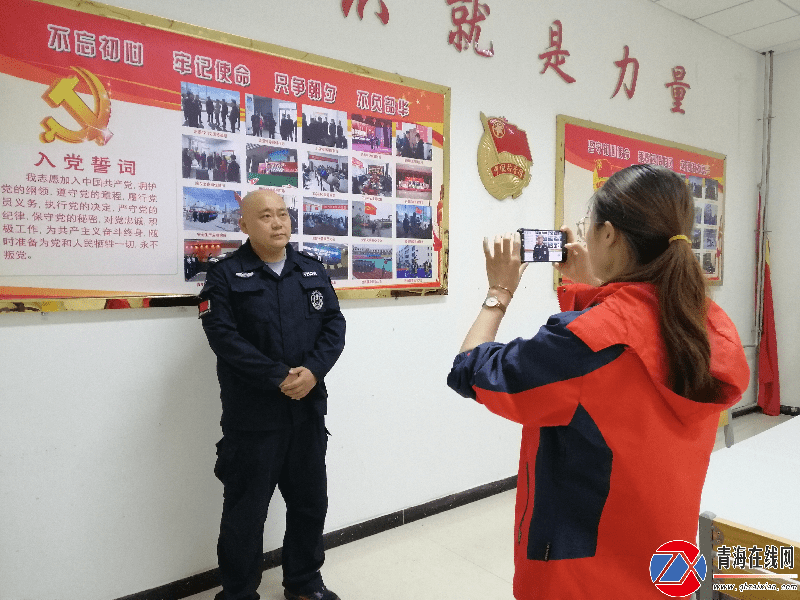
[518,228,567,263]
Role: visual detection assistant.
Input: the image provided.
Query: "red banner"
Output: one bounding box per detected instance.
[564,123,724,179]
[0,0,444,124]
[308,154,340,163]
[260,161,298,173]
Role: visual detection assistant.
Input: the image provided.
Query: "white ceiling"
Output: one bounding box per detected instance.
[651,0,800,54]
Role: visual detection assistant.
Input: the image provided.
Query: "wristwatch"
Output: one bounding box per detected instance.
[483,295,507,313]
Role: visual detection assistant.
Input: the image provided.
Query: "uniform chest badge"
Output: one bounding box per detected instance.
[310,290,324,311]
[235,272,254,278]
[303,271,317,277]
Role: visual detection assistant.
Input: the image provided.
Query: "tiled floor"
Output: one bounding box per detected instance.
[188,410,793,600]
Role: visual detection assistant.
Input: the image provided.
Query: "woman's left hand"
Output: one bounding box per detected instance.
[484,232,528,296]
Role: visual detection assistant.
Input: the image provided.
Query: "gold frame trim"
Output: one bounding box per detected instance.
[0,295,200,314]
[2,0,451,312]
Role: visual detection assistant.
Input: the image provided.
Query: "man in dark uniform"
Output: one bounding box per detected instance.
[182,92,191,125]
[221,99,229,132]
[227,155,240,183]
[328,119,336,146]
[182,147,193,178]
[195,94,204,127]
[412,132,425,160]
[206,97,215,128]
[229,100,239,133]
[532,234,549,262]
[200,190,345,600]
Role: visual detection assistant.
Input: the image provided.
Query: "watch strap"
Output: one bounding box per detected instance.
[483,295,507,313]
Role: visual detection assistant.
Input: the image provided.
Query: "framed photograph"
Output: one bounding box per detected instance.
[556,115,726,287]
[0,0,450,311]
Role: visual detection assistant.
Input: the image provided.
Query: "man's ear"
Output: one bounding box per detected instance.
[239,217,248,235]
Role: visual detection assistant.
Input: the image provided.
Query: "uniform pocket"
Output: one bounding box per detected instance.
[214,437,239,484]
[299,278,327,319]
[230,277,272,323]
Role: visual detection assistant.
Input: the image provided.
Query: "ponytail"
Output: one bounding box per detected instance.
[591,165,718,402]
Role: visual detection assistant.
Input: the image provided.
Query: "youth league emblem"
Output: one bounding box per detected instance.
[310,290,324,311]
[477,112,532,200]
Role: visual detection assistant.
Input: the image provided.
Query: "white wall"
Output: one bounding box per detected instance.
[764,49,800,410]
[0,1,764,599]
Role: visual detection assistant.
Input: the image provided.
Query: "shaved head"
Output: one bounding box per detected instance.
[239,190,291,262]
[240,189,285,219]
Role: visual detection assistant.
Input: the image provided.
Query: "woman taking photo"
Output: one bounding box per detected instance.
[447,164,748,599]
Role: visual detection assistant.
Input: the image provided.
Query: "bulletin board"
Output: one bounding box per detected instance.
[556,115,726,286]
[0,0,450,313]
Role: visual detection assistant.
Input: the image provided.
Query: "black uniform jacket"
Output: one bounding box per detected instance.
[200,241,346,431]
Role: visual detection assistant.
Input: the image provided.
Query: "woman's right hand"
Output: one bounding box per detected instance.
[555,226,601,286]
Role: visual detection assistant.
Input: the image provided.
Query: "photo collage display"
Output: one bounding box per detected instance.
[180,82,440,288]
[687,175,722,277]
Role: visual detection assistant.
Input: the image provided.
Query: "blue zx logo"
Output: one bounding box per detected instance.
[650,540,707,597]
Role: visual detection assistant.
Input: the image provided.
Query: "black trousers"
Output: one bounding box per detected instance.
[215,417,328,600]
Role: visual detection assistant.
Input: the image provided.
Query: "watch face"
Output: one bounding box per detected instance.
[485,296,500,307]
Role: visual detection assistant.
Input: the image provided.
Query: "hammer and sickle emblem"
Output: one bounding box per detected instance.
[40,66,113,145]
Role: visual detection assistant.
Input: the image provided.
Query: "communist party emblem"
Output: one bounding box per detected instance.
[40,66,113,145]
[478,113,532,199]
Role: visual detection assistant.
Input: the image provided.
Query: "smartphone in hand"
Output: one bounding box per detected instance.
[518,228,567,263]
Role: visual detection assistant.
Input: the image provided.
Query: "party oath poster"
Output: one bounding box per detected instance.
[0,0,449,303]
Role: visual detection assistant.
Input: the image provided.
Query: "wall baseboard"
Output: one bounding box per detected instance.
[113,475,517,600]
[732,403,761,418]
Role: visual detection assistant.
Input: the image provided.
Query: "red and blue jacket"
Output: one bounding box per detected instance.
[447,282,749,599]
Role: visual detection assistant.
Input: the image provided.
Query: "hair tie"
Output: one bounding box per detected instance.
[668,235,689,244]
